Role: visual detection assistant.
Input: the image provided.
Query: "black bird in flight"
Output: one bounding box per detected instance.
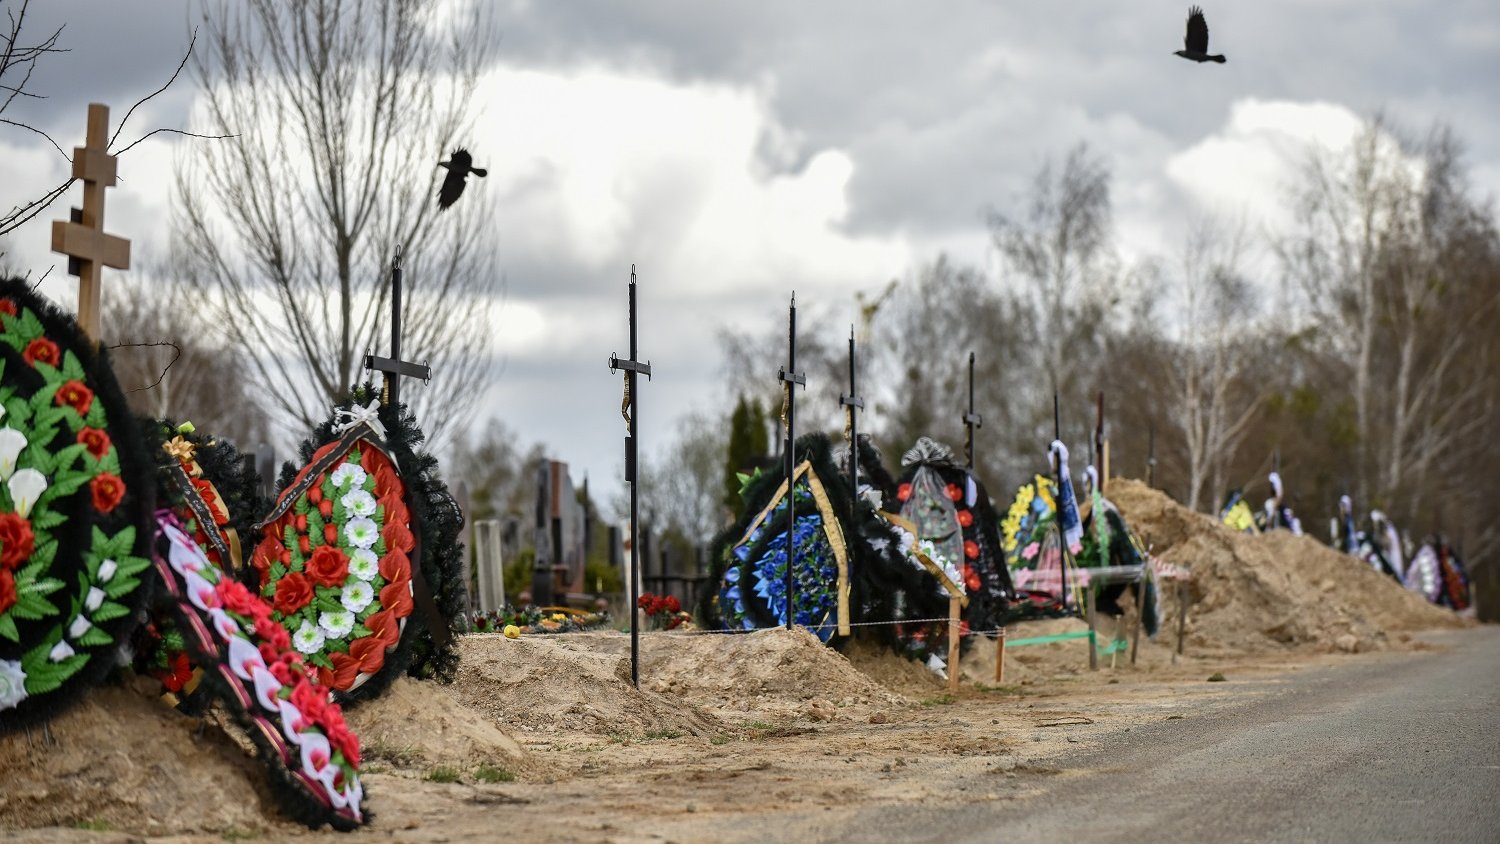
[437,148,487,210]
[1174,6,1226,64]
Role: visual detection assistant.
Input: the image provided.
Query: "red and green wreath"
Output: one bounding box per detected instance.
[251,436,415,693]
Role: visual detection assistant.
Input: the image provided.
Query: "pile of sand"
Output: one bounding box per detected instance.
[0,686,283,837]
[1106,478,1465,654]
[344,676,530,774]
[452,634,720,737]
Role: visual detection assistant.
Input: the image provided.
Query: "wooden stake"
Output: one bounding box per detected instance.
[1130,576,1144,666]
[1174,580,1188,664]
[1086,586,1098,671]
[947,594,961,694]
[995,627,1006,684]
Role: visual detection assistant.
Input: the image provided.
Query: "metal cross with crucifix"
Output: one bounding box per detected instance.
[777,293,806,630]
[608,265,650,688]
[50,103,130,341]
[839,325,864,526]
[364,245,431,408]
[963,351,982,470]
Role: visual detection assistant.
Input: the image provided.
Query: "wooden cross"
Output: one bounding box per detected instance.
[777,293,806,630]
[608,265,650,688]
[363,245,431,408]
[50,103,130,341]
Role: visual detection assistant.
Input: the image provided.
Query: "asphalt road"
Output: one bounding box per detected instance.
[845,627,1500,844]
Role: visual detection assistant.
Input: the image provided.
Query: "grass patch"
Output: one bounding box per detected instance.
[364,741,423,767]
[221,828,260,841]
[425,765,462,783]
[642,729,683,740]
[75,819,112,831]
[742,720,777,731]
[1207,672,1227,682]
[472,764,515,784]
[919,694,957,707]
[606,731,634,744]
[975,683,1027,695]
[710,735,732,745]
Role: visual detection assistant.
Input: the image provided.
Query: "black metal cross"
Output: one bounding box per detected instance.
[364,245,432,409]
[840,325,864,524]
[608,265,651,688]
[778,293,806,630]
[963,351,982,470]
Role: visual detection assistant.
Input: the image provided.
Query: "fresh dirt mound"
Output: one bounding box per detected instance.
[0,686,285,837]
[841,638,946,698]
[344,676,530,775]
[1106,478,1465,654]
[452,633,720,737]
[638,628,904,720]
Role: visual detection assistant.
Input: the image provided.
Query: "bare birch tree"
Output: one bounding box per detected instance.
[174,0,496,449]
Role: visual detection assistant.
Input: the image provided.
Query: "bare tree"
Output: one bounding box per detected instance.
[174,0,497,449]
[1161,219,1267,512]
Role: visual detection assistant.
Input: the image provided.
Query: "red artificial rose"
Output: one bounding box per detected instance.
[379,577,414,619]
[0,512,35,571]
[318,652,361,691]
[21,338,59,368]
[896,483,912,502]
[964,563,981,592]
[963,540,980,560]
[308,485,322,505]
[273,571,314,615]
[294,513,308,532]
[664,595,681,614]
[269,659,296,686]
[90,472,126,513]
[326,721,361,767]
[54,380,94,415]
[323,523,337,546]
[318,499,333,519]
[348,635,387,675]
[255,617,292,651]
[76,427,111,458]
[291,678,329,724]
[363,608,400,647]
[956,509,974,528]
[216,578,263,619]
[0,298,15,318]
[259,642,282,666]
[945,483,963,502]
[0,569,16,615]
[298,535,311,555]
[305,545,350,588]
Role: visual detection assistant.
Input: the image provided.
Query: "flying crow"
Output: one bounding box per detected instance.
[1174,6,1226,64]
[437,148,487,210]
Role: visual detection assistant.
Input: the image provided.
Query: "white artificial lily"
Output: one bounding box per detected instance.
[0,427,26,480]
[7,468,45,517]
[0,659,27,710]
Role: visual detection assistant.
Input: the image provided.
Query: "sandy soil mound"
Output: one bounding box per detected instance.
[0,685,285,837]
[1106,478,1465,654]
[344,676,530,775]
[452,633,721,737]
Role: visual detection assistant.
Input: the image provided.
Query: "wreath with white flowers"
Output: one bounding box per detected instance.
[251,431,414,696]
[0,279,152,731]
[154,515,366,829]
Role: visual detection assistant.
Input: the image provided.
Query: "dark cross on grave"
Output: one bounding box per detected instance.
[839,325,864,527]
[963,351,982,470]
[778,293,806,631]
[364,245,431,409]
[609,265,651,688]
[361,244,448,649]
[50,103,130,342]
[1094,392,1107,493]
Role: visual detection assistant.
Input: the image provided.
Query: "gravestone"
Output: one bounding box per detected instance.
[473,519,506,613]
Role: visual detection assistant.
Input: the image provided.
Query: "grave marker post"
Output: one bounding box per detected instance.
[609,266,651,688]
[777,294,806,630]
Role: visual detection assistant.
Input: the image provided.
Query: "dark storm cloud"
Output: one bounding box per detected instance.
[493,0,1500,233]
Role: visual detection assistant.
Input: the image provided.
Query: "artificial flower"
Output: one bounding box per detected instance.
[0,512,34,570]
[217,578,263,618]
[290,678,329,725]
[344,517,379,549]
[897,483,912,502]
[89,472,126,513]
[75,426,111,459]
[318,610,356,640]
[0,569,15,615]
[0,298,15,318]
[379,577,414,618]
[54,380,94,415]
[293,620,326,654]
[381,519,413,554]
[7,470,46,518]
[185,569,220,612]
[84,586,105,612]
[330,463,367,490]
[319,652,360,690]
[299,730,334,778]
[306,545,350,588]
[274,572,314,615]
[228,634,268,681]
[97,558,117,582]
[0,658,28,710]
[340,581,374,614]
[964,540,979,560]
[945,483,963,502]
[48,640,75,662]
[339,489,376,518]
[0,428,25,480]
[363,608,399,646]
[251,665,283,710]
[21,337,59,368]
[348,636,385,675]
[348,549,379,581]
[255,617,292,651]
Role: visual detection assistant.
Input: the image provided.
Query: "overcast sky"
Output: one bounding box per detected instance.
[2,0,1498,505]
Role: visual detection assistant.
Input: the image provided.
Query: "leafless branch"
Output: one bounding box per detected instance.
[108,340,182,392]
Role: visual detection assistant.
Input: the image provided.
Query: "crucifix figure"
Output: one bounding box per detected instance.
[778,293,806,630]
[609,266,651,688]
[50,103,130,341]
[364,245,431,408]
